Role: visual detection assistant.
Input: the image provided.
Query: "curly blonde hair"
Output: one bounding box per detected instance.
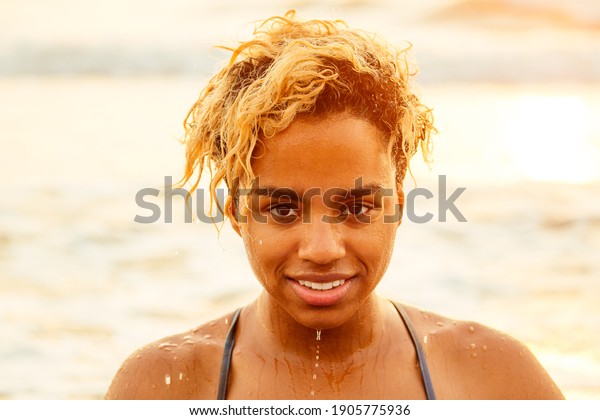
[180,10,434,220]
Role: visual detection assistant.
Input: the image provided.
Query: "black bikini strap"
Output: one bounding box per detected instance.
[217,305,435,400]
[217,308,242,400]
[392,302,437,400]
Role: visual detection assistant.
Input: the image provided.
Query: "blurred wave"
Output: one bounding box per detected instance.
[2,43,600,83]
[1,0,600,82]
[0,44,217,77]
[428,0,600,31]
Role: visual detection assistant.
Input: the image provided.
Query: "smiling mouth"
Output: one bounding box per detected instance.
[294,279,346,291]
[287,276,354,306]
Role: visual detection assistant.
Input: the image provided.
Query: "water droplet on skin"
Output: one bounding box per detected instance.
[183,335,192,340]
[136,355,142,359]
[471,352,477,358]
[469,343,476,349]
[225,318,229,325]
[165,374,171,385]
[173,356,178,361]
[482,345,488,351]
[316,330,322,341]
[151,384,157,390]
[468,326,475,333]
[423,335,428,344]
[158,342,177,350]
[436,321,444,327]
[179,372,183,381]
[483,364,488,369]
[311,344,320,396]
[258,239,263,245]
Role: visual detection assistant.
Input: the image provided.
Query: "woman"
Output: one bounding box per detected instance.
[106,11,563,400]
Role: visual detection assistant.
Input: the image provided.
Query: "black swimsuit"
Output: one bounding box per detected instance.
[217,302,437,400]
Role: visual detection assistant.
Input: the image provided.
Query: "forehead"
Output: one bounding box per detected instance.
[251,115,394,191]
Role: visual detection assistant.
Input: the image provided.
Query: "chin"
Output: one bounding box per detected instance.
[288,306,354,331]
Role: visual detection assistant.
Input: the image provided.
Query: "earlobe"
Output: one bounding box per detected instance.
[230,217,242,237]
[396,186,405,226]
[397,187,405,205]
[226,201,242,237]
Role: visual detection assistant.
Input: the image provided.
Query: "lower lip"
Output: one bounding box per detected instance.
[288,277,354,307]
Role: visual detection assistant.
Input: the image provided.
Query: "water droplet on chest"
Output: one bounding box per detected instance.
[310,330,322,398]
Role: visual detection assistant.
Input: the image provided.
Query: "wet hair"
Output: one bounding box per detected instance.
[180,10,434,220]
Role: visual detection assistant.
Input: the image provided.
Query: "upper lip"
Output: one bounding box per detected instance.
[287,273,355,283]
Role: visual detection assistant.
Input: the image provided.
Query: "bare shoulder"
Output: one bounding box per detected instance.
[401,304,564,400]
[105,311,237,400]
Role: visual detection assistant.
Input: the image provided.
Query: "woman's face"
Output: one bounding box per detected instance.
[232,114,403,330]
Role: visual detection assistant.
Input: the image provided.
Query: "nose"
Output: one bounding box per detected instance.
[297,217,346,265]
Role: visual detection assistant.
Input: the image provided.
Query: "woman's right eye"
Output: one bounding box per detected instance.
[268,204,299,222]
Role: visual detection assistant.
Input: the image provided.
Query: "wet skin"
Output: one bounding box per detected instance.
[233,115,403,337]
[106,115,564,399]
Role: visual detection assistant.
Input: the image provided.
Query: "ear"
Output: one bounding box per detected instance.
[230,217,242,237]
[226,199,242,237]
[397,183,405,204]
[396,184,405,226]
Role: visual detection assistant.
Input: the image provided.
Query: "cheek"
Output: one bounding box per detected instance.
[242,231,265,271]
[241,225,291,281]
[356,223,397,274]
[242,236,269,286]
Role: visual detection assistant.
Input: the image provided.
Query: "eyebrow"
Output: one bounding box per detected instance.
[249,183,385,198]
[251,187,299,199]
[349,184,385,197]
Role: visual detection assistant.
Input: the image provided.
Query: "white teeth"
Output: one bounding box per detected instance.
[296,279,346,291]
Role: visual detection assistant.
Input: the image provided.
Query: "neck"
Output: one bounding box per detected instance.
[247,292,391,362]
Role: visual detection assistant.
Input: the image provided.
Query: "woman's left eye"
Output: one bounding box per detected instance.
[341,202,370,216]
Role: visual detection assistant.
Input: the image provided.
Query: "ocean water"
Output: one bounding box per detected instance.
[1,0,599,400]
